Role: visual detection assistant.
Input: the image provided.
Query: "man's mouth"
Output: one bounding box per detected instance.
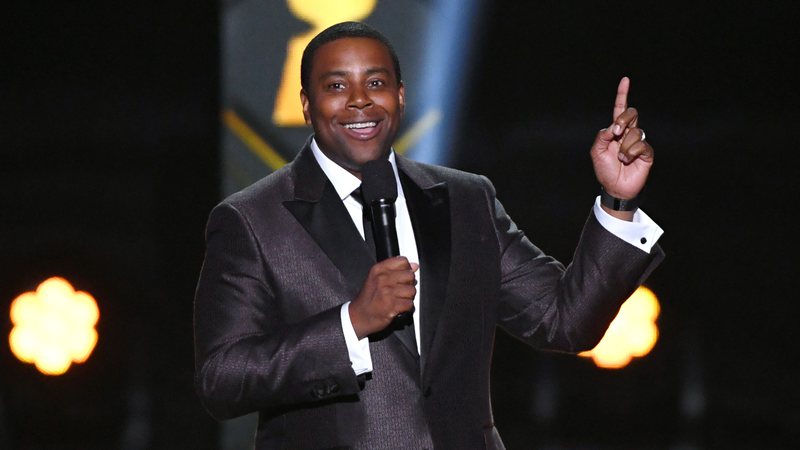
[343,121,377,129]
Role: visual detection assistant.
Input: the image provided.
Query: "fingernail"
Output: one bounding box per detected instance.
[618,152,628,163]
[613,124,622,135]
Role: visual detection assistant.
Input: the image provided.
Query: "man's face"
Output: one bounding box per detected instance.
[301,37,405,178]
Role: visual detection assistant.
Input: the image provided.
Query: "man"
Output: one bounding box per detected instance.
[194,21,664,449]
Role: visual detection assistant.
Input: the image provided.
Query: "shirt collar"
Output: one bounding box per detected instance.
[310,138,405,201]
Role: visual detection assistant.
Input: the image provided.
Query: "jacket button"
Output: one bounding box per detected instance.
[311,385,326,399]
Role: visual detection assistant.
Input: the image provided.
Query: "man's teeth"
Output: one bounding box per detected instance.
[344,122,377,129]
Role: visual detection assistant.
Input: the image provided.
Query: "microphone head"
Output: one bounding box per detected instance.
[361,159,397,203]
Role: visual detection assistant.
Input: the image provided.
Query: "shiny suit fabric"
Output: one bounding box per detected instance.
[194,138,664,449]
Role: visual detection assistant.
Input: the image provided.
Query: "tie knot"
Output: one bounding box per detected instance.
[351,186,366,207]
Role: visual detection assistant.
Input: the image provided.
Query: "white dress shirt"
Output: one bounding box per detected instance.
[310,139,663,376]
[311,140,420,376]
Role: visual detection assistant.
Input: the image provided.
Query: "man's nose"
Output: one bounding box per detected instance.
[347,86,373,109]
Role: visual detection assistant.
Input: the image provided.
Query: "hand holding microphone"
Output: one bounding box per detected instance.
[348,159,417,339]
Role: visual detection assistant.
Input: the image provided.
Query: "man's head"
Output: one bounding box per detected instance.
[300,22,405,178]
[301,21,402,93]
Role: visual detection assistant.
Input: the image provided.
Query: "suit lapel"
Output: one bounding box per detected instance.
[282,143,375,296]
[398,160,451,377]
[282,145,452,378]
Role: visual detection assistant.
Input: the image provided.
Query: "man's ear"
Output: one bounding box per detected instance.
[398,82,405,116]
[300,89,312,125]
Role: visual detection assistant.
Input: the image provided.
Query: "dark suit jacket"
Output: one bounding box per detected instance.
[194,138,664,449]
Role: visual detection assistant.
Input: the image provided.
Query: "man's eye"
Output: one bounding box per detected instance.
[368,79,385,87]
[327,82,345,90]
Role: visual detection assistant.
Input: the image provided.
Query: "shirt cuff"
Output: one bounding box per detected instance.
[340,302,373,375]
[593,196,664,253]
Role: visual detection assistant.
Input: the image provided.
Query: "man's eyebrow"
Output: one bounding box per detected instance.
[364,67,391,76]
[317,70,348,81]
[318,67,391,80]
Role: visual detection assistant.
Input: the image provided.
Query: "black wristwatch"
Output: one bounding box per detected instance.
[600,187,642,211]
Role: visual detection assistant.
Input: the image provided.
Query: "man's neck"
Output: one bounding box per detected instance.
[310,137,404,200]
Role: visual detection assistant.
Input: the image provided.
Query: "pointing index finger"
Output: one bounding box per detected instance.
[613,76,630,121]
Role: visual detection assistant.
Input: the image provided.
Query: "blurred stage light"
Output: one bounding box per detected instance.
[8,277,99,375]
[412,0,482,166]
[579,286,660,369]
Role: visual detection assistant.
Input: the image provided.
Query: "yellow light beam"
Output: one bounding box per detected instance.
[222,109,288,170]
[394,109,442,155]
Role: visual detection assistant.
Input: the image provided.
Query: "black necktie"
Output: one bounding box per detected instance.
[351,186,418,358]
[351,186,376,257]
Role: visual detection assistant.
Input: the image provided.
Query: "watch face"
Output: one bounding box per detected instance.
[221,0,480,195]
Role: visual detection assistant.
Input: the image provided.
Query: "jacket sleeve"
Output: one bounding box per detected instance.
[484,177,665,353]
[193,202,361,420]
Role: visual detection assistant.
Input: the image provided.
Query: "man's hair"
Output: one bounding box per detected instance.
[300,21,402,92]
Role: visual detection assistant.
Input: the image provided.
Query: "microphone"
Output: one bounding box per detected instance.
[361,159,415,327]
[360,159,399,262]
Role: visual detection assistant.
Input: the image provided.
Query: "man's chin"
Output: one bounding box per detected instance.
[351,145,391,164]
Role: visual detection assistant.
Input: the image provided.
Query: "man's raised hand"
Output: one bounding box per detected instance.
[590,76,654,206]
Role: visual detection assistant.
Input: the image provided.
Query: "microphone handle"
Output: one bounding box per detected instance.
[369,199,412,321]
[369,199,400,261]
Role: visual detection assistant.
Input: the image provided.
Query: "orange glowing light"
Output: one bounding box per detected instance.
[580,286,660,369]
[8,277,99,375]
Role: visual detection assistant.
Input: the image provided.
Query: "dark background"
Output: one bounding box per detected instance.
[3,1,797,449]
